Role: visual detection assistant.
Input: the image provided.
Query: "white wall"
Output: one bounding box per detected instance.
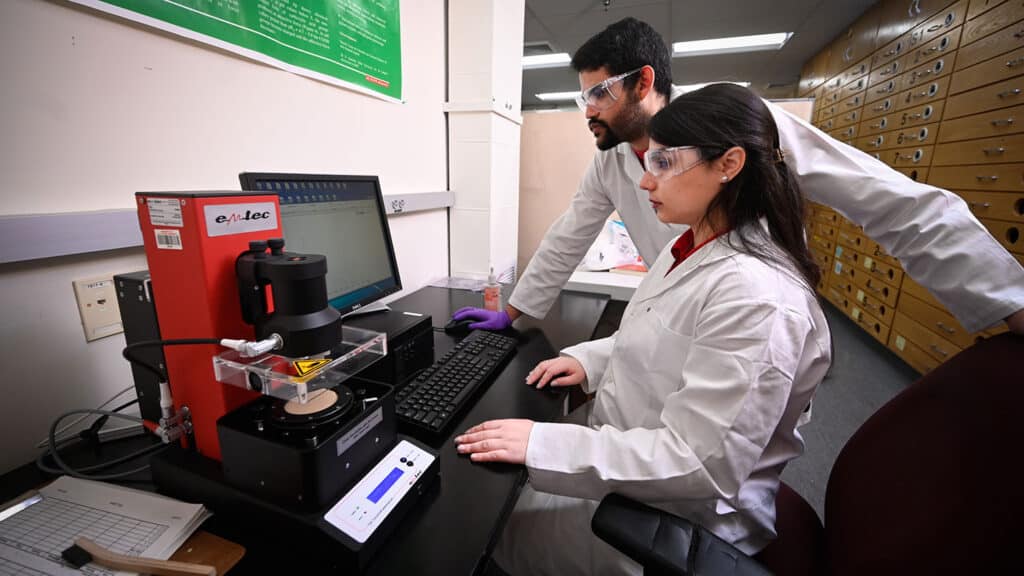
[0,0,449,474]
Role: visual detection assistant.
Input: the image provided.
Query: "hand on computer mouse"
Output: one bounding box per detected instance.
[525,357,586,389]
[443,317,475,335]
[450,307,512,331]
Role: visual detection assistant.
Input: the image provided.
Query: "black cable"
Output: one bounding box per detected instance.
[80,399,141,444]
[122,338,222,381]
[38,409,168,480]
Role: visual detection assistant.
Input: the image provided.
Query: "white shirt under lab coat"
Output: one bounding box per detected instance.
[509,92,1024,333]
[494,228,831,576]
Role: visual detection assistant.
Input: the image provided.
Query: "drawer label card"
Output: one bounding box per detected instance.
[852,307,862,320]
[835,262,843,274]
[895,335,907,351]
[835,246,844,257]
[863,256,874,270]
[857,289,866,303]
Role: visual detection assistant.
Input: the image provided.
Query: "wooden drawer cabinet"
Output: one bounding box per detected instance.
[899,292,977,347]
[894,75,952,111]
[857,122,939,151]
[842,263,902,307]
[835,232,866,253]
[866,76,903,104]
[980,216,1024,252]
[892,310,964,362]
[833,243,859,268]
[968,0,1008,21]
[928,162,1024,190]
[901,275,945,309]
[829,125,860,140]
[936,103,1024,141]
[836,272,898,324]
[906,27,964,69]
[907,0,969,47]
[875,144,934,167]
[833,108,864,129]
[837,90,867,114]
[841,58,873,86]
[862,114,896,134]
[870,56,909,88]
[958,10,1024,69]
[944,75,1024,118]
[932,132,1024,163]
[849,250,906,288]
[897,100,946,128]
[904,55,955,89]
[810,233,836,255]
[863,97,898,121]
[889,325,943,373]
[895,165,931,180]
[949,45,1024,94]
[849,303,892,345]
[961,0,1024,49]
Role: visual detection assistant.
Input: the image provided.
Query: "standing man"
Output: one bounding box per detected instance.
[453,17,1024,336]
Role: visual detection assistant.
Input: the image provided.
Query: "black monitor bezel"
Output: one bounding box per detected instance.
[238,172,403,315]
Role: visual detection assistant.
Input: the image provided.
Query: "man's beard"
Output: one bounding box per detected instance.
[589,93,649,151]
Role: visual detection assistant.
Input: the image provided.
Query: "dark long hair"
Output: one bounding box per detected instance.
[648,83,820,289]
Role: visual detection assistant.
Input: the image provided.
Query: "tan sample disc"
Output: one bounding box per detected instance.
[284,389,338,415]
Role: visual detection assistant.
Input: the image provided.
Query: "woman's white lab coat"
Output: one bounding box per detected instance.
[494,227,832,576]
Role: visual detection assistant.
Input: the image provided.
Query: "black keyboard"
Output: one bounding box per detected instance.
[395,330,517,436]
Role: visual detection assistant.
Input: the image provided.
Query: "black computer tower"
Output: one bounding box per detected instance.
[344,310,434,387]
[114,270,164,422]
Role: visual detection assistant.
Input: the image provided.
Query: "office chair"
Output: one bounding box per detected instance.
[592,332,1023,575]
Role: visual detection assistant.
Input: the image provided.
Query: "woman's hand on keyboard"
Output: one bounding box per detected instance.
[526,356,585,389]
[455,419,534,464]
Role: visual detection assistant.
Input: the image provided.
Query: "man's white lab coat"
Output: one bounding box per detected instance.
[509,94,1024,333]
[494,228,832,575]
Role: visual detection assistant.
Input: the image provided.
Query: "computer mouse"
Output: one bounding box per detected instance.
[443,318,475,335]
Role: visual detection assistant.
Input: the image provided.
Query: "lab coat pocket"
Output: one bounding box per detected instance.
[619,304,693,397]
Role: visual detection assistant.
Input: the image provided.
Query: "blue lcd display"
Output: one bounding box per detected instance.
[367,467,404,503]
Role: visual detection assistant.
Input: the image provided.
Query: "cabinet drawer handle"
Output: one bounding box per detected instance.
[968,201,992,209]
[997,88,1022,98]
[1008,58,1024,68]
[845,112,858,121]
[866,284,883,295]
[873,103,889,111]
[846,99,859,107]
[927,23,942,33]
[894,151,922,162]
[871,119,888,129]
[869,137,883,147]
[877,85,894,94]
[884,47,898,57]
[975,175,1000,181]
[1014,30,1024,39]
[982,147,1006,155]
[935,322,956,335]
[929,344,949,358]
[991,118,1015,127]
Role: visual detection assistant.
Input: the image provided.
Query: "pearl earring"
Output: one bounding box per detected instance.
[721,176,729,183]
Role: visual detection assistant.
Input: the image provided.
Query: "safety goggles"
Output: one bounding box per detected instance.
[643,146,706,179]
[575,67,644,112]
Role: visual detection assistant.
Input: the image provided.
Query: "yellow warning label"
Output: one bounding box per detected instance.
[293,359,330,377]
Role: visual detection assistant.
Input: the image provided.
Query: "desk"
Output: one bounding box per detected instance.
[566,270,643,301]
[0,286,608,575]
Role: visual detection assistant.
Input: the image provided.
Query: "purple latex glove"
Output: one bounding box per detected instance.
[452,307,512,331]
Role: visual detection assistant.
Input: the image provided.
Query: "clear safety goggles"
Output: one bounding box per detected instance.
[575,67,644,112]
[643,146,706,179]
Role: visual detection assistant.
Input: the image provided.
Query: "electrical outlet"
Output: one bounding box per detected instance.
[73,275,124,341]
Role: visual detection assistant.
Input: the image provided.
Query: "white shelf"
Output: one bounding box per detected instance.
[566,270,644,301]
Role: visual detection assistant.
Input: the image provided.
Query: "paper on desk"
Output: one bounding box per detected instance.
[0,475,210,575]
[427,276,487,292]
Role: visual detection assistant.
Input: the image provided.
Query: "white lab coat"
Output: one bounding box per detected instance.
[510,90,1024,333]
[493,227,832,576]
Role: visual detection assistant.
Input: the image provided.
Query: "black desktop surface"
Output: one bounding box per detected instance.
[1,286,610,575]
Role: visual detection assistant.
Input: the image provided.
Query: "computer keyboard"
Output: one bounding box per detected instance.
[395,330,517,436]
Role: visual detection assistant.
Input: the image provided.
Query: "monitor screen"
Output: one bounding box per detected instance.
[239,173,402,315]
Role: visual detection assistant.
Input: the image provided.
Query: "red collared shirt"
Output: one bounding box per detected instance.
[666,229,729,275]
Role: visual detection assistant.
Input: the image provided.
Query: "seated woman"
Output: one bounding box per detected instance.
[455,83,832,575]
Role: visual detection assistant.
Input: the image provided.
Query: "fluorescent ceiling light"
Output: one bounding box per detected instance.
[535,91,578,101]
[675,81,751,93]
[673,33,793,57]
[523,53,571,69]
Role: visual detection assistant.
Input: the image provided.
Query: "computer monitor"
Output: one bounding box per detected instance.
[239,173,402,315]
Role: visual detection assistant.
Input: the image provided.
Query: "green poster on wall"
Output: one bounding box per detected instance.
[72,0,402,101]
